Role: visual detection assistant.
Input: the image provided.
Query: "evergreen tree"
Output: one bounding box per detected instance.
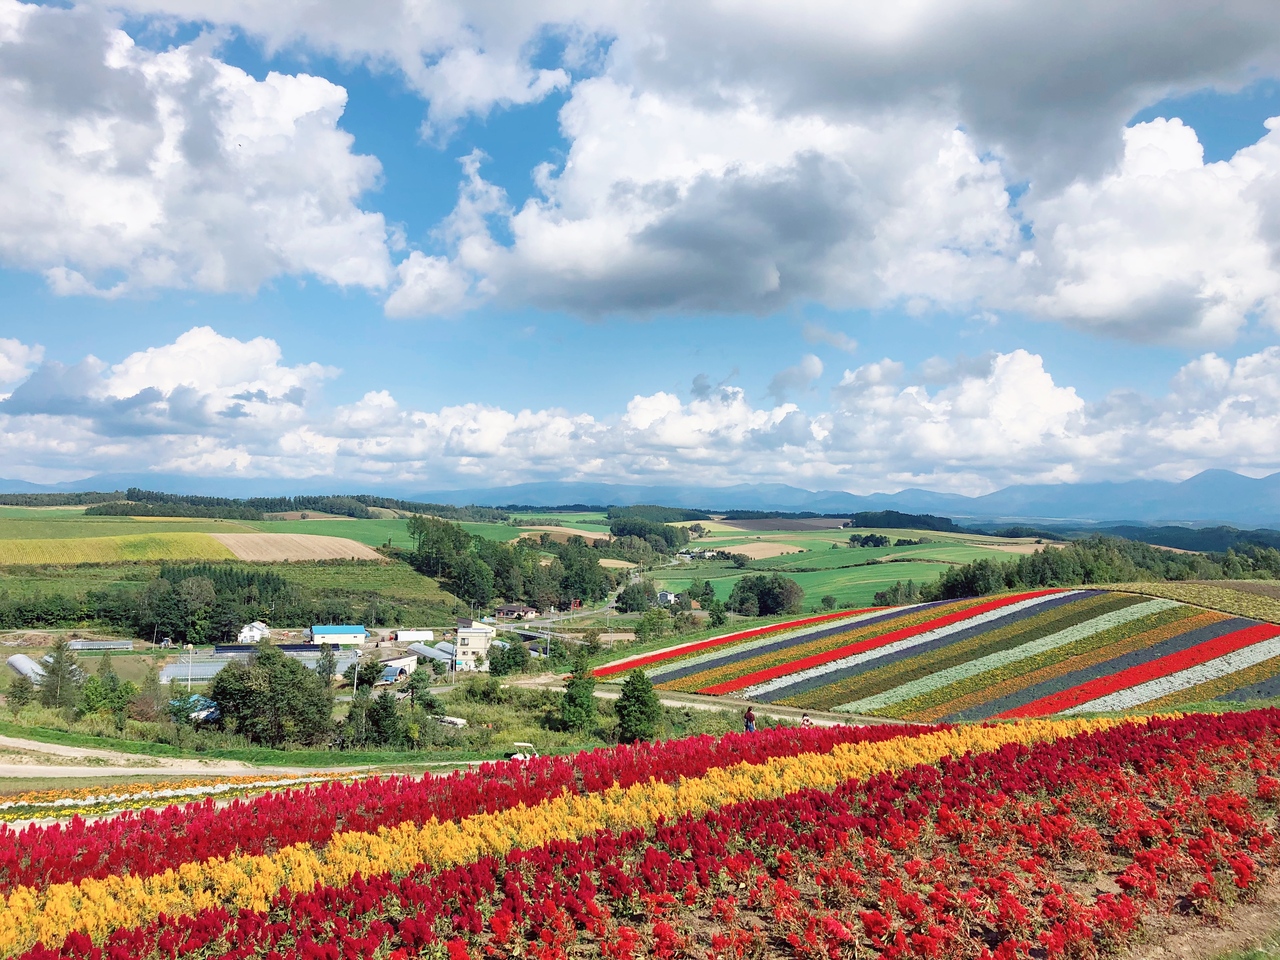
[561,649,596,732]
[130,664,164,721]
[6,674,34,715]
[38,638,82,709]
[616,669,662,743]
[315,644,337,686]
[367,691,403,745]
[406,668,440,713]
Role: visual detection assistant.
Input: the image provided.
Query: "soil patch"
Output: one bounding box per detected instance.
[597,558,636,569]
[211,533,385,562]
[1119,878,1280,960]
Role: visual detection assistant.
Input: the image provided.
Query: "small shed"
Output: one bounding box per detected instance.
[308,625,368,646]
[396,629,435,644]
[377,654,418,684]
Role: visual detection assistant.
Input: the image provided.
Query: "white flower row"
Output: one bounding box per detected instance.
[646,607,900,680]
[739,591,1078,701]
[834,597,1179,714]
[0,773,352,812]
[1063,633,1280,714]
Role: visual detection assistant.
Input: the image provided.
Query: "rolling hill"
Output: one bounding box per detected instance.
[615,588,1280,720]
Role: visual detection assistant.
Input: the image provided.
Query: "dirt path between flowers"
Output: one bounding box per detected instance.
[1119,876,1280,960]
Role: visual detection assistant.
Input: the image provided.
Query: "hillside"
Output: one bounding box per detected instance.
[624,588,1280,720]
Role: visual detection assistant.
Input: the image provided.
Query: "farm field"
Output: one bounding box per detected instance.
[0,713,1275,959]
[658,523,1050,607]
[210,532,384,562]
[270,560,453,602]
[240,517,416,548]
[661,559,959,608]
[640,588,1280,719]
[0,533,234,565]
[0,515,254,539]
[0,563,158,598]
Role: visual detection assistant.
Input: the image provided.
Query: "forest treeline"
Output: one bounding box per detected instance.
[0,562,450,640]
[81,489,510,522]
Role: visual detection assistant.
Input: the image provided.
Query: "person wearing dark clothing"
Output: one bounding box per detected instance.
[743,707,756,733]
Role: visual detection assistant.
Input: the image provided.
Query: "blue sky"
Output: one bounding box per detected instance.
[3,1,1280,494]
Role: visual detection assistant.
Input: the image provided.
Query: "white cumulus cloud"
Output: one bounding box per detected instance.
[3,328,1280,492]
[0,0,392,296]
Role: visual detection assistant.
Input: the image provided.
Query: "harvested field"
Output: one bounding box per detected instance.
[211,533,385,562]
[517,527,610,544]
[597,558,636,569]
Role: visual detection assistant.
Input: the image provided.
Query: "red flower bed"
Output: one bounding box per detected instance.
[27,710,1280,960]
[593,609,881,678]
[701,590,1066,695]
[0,723,925,894]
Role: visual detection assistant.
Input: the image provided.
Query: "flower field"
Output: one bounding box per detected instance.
[0,773,358,824]
[643,589,1280,719]
[0,711,1274,959]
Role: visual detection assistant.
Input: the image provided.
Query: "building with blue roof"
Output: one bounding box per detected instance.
[307,624,369,646]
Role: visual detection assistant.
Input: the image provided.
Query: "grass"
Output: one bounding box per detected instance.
[271,560,453,602]
[0,562,159,597]
[658,558,969,609]
[241,518,417,549]
[1103,581,1280,624]
[0,516,254,539]
[459,523,524,542]
[1215,933,1280,960]
[0,534,233,565]
[0,719,511,767]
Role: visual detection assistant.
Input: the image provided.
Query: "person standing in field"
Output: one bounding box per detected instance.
[801,713,813,728]
[743,707,756,733]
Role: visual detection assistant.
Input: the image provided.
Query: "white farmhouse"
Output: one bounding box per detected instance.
[237,621,271,644]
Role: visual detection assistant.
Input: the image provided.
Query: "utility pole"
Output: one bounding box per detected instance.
[185,643,195,692]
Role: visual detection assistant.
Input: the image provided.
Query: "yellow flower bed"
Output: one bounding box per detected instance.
[0,718,1114,955]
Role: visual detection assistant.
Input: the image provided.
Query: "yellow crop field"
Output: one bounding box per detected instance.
[1102,581,1280,624]
[0,533,234,565]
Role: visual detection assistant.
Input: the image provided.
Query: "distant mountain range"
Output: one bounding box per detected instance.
[2,469,1279,527]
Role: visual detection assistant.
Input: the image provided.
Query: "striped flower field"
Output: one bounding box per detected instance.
[4,712,1280,959]
[638,589,1280,719]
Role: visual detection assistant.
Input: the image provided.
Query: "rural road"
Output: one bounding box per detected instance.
[0,734,329,779]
